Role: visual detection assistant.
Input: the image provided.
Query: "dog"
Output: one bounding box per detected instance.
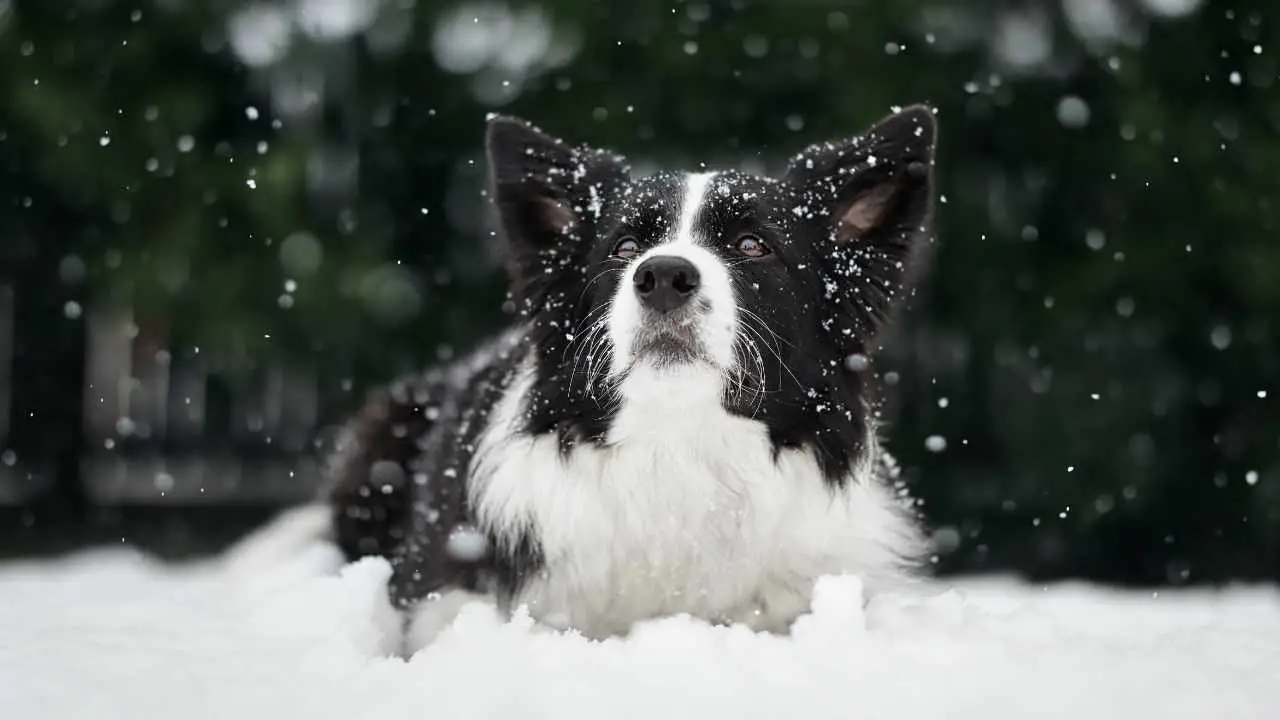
[324,106,938,651]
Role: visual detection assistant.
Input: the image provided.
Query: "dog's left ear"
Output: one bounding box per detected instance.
[785,105,938,344]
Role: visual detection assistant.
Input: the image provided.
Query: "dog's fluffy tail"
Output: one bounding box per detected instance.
[221,504,337,580]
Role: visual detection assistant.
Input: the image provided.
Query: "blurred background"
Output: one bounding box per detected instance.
[0,0,1275,586]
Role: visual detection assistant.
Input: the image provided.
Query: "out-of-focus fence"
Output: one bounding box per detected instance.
[0,284,331,557]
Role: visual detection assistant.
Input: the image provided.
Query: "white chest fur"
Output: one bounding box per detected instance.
[467,359,923,639]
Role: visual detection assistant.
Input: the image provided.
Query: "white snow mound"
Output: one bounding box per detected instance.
[1,532,1277,719]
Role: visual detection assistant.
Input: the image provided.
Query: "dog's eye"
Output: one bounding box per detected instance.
[613,236,641,259]
[734,234,771,258]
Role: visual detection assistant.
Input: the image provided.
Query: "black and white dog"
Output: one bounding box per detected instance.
[323,106,938,650]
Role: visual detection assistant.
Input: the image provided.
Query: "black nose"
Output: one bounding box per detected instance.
[633,255,701,313]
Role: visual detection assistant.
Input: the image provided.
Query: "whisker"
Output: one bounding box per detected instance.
[727,330,767,415]
[564,304,610,366]
[577,260,627,305]
[571,316,610,383]
[737,308,803,392]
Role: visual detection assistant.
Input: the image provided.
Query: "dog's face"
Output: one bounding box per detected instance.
[486,108,937,479]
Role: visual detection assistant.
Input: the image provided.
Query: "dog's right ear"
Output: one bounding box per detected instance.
[485,116,628,295]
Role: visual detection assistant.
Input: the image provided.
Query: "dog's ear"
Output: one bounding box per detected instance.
[784,105,938,345]
[485,115,628,302]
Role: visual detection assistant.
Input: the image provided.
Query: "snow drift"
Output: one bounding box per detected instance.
[1,525,1277,719]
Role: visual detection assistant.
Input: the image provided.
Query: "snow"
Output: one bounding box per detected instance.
[1,535,1278,720]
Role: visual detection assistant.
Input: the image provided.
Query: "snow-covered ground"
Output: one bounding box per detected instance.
[1,534,1277,719]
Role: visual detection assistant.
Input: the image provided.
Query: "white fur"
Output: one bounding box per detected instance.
[465,356,924,642]
[673,171,715,246]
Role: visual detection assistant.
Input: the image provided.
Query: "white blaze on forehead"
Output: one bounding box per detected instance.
[671,171,717,246]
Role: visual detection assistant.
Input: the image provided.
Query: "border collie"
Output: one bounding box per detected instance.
[323,106,938,651]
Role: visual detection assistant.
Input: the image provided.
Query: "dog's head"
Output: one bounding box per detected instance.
[486,108,937,476]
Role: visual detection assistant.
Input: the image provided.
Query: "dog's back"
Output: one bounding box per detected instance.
[326,331,530,604]
[326,378,437,562]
